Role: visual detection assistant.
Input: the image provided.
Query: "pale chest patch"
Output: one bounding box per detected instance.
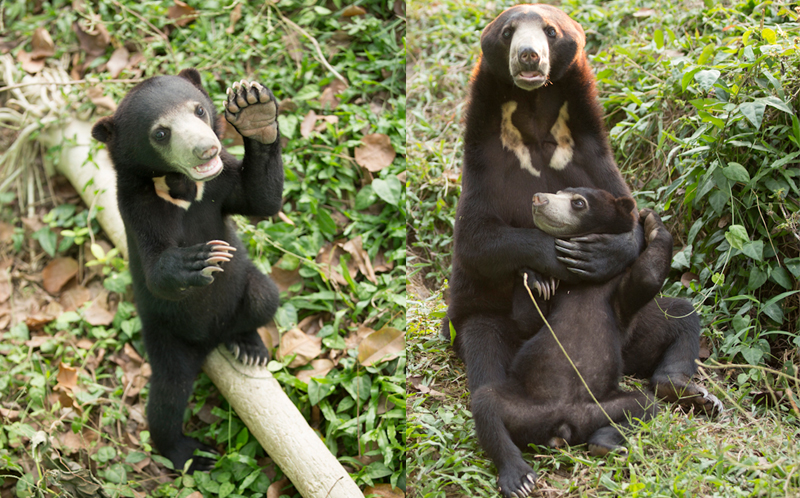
[500,101,539,177]
[548,102,574,170]
[153,176,205,210]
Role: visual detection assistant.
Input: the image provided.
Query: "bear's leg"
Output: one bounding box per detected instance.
[145,333,215,472]
[623,297,723,416]
[471,384,547,498]
[583,390,659,456]
[226,267,279,366]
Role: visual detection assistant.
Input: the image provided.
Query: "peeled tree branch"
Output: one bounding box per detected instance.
[0,56,363,498]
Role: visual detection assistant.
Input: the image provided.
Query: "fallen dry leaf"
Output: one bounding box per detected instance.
[83,300,114,326]
[296,359,335,384]
[73,18,110,57]
[316,241,351,286]
[17,50,45,73]
[357,326,404,366]
[59,285,91,311]
[76,337,94,350]
[31,27,55,59]
[184,492,204,498]
[42,257,78,295]
[355,133,396,172]
[342,236,377,284]
[313,115,339,133]
[226,3,242,34]
[270,258,303,293]
[57,362,78,390]
[320,79,348,109]
[25,335,51,348]
[278,327,322,368]
[681,272,700,289]
[300,110,318,138]
[0,221,13,244]
[88,86,117,111]
[259,322,280,349]
[364,483,405,498]
[372,251,394,273]
[168,0,197,27]
[342,5,367,16]
[345,324,375,351]
[633,8,656,17]
[0,278,9,304]
[26,301,64,330]
[53,430,84,454]
[267,478,292,498]
[106,47,129,78]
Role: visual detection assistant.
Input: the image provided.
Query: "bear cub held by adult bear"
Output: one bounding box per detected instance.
[472,188,669,498]
[92,69,283,472]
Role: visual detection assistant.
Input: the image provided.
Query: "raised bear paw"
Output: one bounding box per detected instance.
[224,80,278,145]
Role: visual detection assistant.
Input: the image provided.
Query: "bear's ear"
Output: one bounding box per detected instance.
[91,116,115,143]
[178,68,203,89]
[615,196,636,215]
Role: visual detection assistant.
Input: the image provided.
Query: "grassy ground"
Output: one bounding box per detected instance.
[1,1,405,496]
[407,0,800,496]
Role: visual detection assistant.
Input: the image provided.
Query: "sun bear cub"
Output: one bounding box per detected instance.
[92,69,283,472]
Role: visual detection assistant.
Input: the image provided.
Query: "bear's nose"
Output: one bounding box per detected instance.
[195,145,219,160]
[532,194,548,206]
[519,47,540,64]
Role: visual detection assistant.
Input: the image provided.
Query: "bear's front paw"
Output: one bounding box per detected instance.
[224,80,278,144]
[522,269,558,301]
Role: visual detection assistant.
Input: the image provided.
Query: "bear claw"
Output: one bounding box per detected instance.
[225,80,278,144]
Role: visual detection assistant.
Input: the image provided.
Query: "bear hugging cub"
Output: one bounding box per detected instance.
[443,4,723,497]
[92,69,283,472]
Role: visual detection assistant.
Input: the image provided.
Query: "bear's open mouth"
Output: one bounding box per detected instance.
[516,71,546,86]
[192,155,223,180]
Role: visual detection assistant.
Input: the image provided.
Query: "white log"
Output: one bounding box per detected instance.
[204,347,364,498]
[41,117,364,498]
[40,119,128,258]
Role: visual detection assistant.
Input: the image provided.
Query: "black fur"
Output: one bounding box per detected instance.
[475,190,666,496]
[92,69,283,472]
[443,5,716,495]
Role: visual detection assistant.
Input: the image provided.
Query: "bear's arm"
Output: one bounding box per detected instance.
[613,209,673,324]
[220,139,284,217]
[454,206,579,283]
[120,195,221,301]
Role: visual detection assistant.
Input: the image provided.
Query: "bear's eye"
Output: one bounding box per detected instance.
[153,128,170,142]
[502,27,514,40]
[571,198,586,209]
[195,105,205,118]
[545,26,557,38]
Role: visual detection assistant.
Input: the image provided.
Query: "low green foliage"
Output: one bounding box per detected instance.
[2,0,405,496]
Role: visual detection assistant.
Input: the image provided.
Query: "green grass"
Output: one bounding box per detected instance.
[1,1,405,496]
[408,0,800,495]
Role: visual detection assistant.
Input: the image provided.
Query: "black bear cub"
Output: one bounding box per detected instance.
[92,69,283,472]
[472,188,671,498]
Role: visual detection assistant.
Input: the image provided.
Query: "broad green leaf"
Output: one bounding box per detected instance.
[747,266,768,290]
[761,27,777,44]
[741,240,763,261]
[317,208,337,236]
[697,44,715,64]
[741,346,765,366]
[739,101,766,129]
[372,176,402,207]
[722,162,750,183]
[725,225,749,250]
[694,69,720,91]
[761,302,783,323]
[654,29,664,49]
[759,95,793,114]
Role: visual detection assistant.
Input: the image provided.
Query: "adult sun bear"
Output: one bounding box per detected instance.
[445,3,722,492]
[92,69,283,472]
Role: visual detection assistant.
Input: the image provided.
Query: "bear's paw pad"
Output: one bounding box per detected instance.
[225,80,278,145]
